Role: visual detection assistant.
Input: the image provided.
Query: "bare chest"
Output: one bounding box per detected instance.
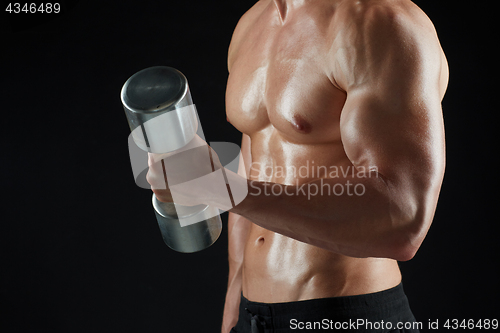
[226,12,346,144]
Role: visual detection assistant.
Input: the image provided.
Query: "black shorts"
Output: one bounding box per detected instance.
[230,283,419,332]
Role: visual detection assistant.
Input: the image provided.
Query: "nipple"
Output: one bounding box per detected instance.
[291,115,312,134]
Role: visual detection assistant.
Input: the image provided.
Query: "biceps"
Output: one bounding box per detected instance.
[238,134,252,178]
[339,91,445,188]
[228,134,252,267]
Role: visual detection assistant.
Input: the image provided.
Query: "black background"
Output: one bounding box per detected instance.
[1,0,497,332]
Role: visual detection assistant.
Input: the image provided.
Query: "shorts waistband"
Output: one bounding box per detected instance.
[240,282,406,317]
[234,283,417,332]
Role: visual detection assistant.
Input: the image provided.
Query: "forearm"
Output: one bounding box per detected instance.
[221,264,242,333]
[231,175,414,260]
[221,212,250,333]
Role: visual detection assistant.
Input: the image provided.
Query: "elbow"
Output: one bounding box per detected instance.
[387,212,430,262]
[380,172,441,261]
[381,179,439,261]
[391,241,419,262]
[384,229,421,261]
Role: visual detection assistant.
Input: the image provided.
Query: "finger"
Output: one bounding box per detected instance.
[153,188,174,203]
[146,158,169,190]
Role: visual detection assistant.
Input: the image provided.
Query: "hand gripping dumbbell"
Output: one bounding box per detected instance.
[121,66,223,253]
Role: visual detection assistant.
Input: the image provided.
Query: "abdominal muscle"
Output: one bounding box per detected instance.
[240,131,402,303]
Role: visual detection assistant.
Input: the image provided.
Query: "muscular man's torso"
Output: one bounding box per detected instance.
[226,0,402,303]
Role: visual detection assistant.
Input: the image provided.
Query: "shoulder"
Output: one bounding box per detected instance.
[227,1,269,72]
[331,0,447,92]
[335,0,436,33]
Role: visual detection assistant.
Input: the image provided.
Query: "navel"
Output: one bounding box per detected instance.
[291,114,312,134]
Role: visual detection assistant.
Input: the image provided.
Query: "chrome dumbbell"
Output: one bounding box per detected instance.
[121,66,222,253]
